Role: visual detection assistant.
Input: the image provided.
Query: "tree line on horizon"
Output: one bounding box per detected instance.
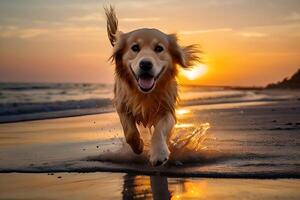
[266,68,300,89]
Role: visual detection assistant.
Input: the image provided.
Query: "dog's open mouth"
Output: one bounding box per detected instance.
[138,74,155,92]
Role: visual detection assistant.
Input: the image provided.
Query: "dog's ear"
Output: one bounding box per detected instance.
[109,33,126,64]
[168,34,201,68]
[104,5,120,46]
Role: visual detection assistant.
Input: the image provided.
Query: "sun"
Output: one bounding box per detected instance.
[180,64,208,80]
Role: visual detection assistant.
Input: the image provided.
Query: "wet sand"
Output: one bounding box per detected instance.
[0,99,299,199]
[0,173,299,200]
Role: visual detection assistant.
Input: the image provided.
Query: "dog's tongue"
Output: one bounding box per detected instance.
[138,77,155,90]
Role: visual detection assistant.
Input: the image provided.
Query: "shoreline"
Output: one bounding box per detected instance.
[1,170,299,179]
[0,107,114,124]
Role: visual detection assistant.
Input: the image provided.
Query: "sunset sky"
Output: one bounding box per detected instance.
[0,0,299,86]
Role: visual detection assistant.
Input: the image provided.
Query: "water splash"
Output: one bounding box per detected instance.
[87,122,214,166]
[168,123,213,165]
[86,109,216,165]
[170,123,211,152]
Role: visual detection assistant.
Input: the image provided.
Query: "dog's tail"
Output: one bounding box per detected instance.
[104,5,118,46]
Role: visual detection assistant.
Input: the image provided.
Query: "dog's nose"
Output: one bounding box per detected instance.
[139,60,153,71]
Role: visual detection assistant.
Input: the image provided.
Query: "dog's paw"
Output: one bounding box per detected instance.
[128,137,144,155]
[133,138,144,155]
[149,143,170,167]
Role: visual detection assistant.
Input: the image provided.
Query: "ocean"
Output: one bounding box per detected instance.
[0,82,293,123]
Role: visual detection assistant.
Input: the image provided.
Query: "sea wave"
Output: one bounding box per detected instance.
[0,98,112,116]
[0,83,297,123]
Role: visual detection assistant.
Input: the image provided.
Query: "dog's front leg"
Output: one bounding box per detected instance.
[118,111,144,154]
[150,112,175,166]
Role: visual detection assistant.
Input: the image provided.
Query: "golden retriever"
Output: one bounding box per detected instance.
[105,6,200,166]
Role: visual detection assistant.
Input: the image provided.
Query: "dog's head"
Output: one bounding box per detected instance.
[105,6,200,93]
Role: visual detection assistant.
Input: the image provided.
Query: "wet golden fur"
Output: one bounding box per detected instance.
[105,6,200,164]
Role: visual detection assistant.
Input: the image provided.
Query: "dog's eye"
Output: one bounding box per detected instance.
[131,44,140,52]
[154,45,164,53]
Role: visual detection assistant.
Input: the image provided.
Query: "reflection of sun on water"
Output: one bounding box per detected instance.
[171,181,207,199]
[180,63,208,80]
[175,108,190,115]
[128,176,208,199]
[175,123,194,128]
[175,109,193,128]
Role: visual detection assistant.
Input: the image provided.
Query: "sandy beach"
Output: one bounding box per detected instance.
[0,89,299,199]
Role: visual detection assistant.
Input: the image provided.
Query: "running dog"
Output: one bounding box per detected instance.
[105,6,200,166]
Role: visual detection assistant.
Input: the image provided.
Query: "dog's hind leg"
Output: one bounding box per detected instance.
[118,111,144,154]
[149,112,175,166]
